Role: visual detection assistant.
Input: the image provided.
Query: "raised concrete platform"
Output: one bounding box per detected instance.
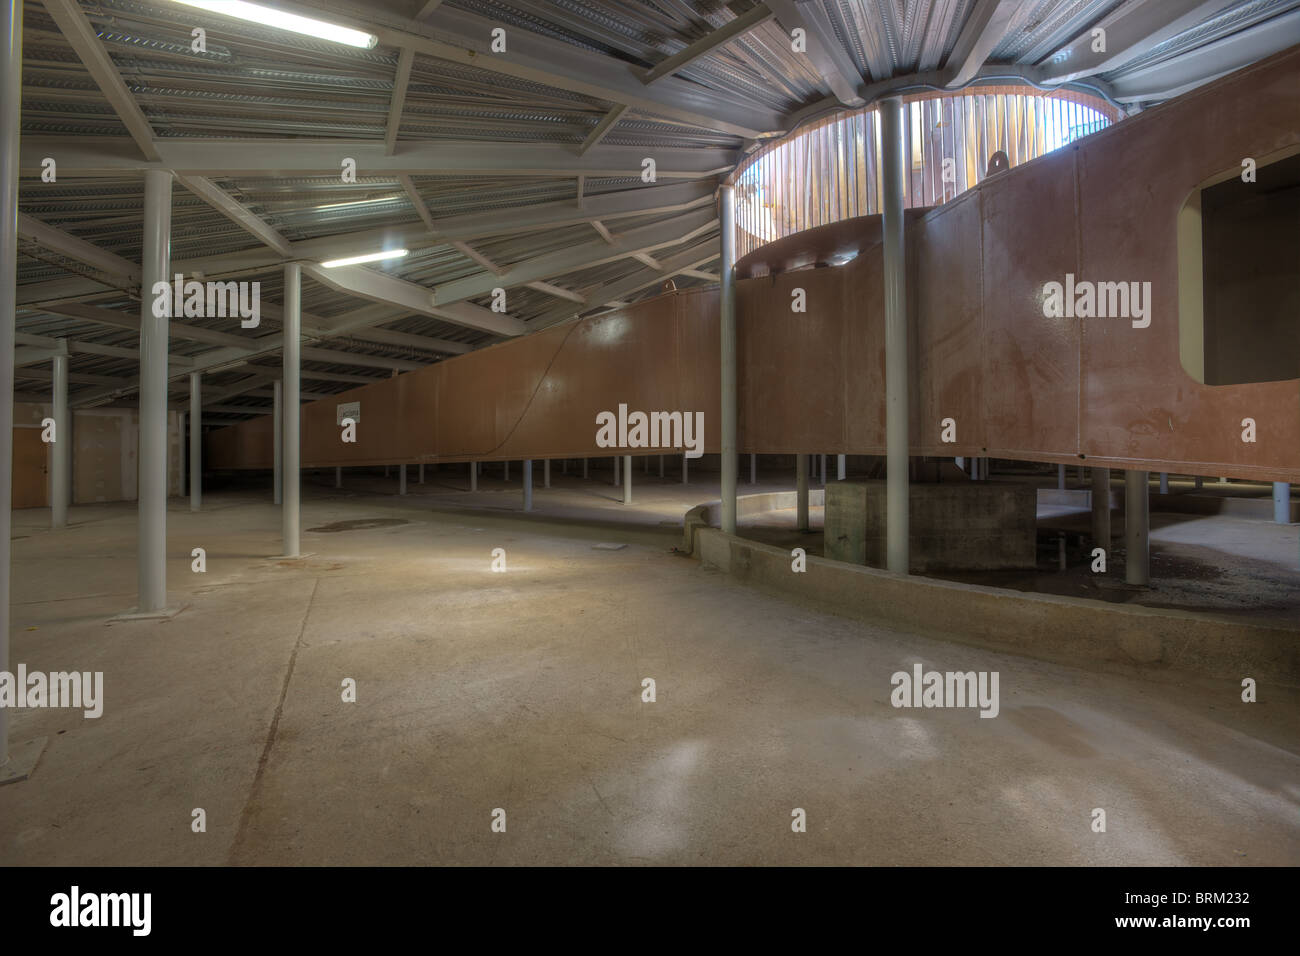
[827,479,1036,571]
[689,524,1298,684]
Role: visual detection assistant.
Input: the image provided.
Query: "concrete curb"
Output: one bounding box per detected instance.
[687,522,1299,685]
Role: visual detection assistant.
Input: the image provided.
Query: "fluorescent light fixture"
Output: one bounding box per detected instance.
[168,1,378,49]
[320,248,409,268]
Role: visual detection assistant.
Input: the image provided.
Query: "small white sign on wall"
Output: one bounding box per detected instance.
[336,401,360,425]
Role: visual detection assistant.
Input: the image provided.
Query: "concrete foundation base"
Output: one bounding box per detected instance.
[108,604,187,622]
[0,736,49,786]
[826,479,1036,571]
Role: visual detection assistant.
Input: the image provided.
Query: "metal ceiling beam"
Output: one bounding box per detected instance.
[20,137,738,179]
[341,326,472,354]
[302,263,525,337]
[766,0,865,106]
[357,3,785,138]
[945,0,1028,88]
[641,4,776,84]
[525,281,585,304]
[579,105,628,155]
[301,347,422,371]
[1107,6,1300,101]
[434,207,718,306]
[173,174,294,256]
[40,0,160,161]
[16,276,119,306]
[1040,0,1241,85]
[15,330,195,366]
[385,46,415,155]
[17,213,141,284]
[36,302,258,351]
[532,239,720,329]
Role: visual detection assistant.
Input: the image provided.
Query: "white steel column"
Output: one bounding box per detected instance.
[623,454,632,505]
[273,379,283,505]
[51,349,69,528]
[469,461,477,491]
[720,182,737,535]
[137,168,172,613]
[522,460,533,511]
[881,96,909,574]
[797,452,809,532]
[189,372,200,511]
[282,263,301,558]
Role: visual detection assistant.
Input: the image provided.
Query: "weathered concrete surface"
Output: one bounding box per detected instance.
[695,528,1299,685]
[826,479,1036,570]
[1,478,1297,866]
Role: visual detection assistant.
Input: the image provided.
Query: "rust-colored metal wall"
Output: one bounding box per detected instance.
[208,46,1300,483]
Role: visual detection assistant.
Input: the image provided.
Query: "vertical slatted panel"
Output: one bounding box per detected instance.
[729,90,1116,257]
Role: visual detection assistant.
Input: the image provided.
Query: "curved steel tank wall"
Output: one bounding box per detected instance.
[208,46,1300,482]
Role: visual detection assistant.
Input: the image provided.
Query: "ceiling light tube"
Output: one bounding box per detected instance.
[320,249,409,268]
[168,1,378,49]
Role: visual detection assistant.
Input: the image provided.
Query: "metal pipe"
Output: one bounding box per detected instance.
[189,372,201,511]
[720,182,737,535]
[51,351,69,528]
[282,263,301,558]
[1125,470,1149,586]
[273,379,282,505]
[1091,467,1110,553]
[0,0,22,770]
[881,97,909,574]
[138,168,172,613]
[797,452,809,532]
[623,454,632,505]
[522,459,532,511]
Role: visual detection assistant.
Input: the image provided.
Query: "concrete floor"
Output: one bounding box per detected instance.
[2,472,1298,865]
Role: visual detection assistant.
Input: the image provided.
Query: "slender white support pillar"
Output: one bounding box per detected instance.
[1125,470,1149,586]
[189,372,200,511]
[272,379,283,505]
[1159,472,1168,495]
[881,96,909,574]
[522,460,532,511]
[750,453,757,485]
[1274,483,1291,524]
[0,0,24,773]
[544,458,551,488]
[334,466,341,489]
[613,454,620,486]
[399,463,406,495]
[837,454,845,481]
[682,454,688,484]
[281,263,301,558]
[137,169,172,613]
[797,451,809,532]
[1057,463,1066,490]
[719,181,737,535]
[51,349,69,528]
[178,411,185,495]
[418,463,424,484]
[1091,467,1110,553]
[623,455,632,505]
[469,461,477,491]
